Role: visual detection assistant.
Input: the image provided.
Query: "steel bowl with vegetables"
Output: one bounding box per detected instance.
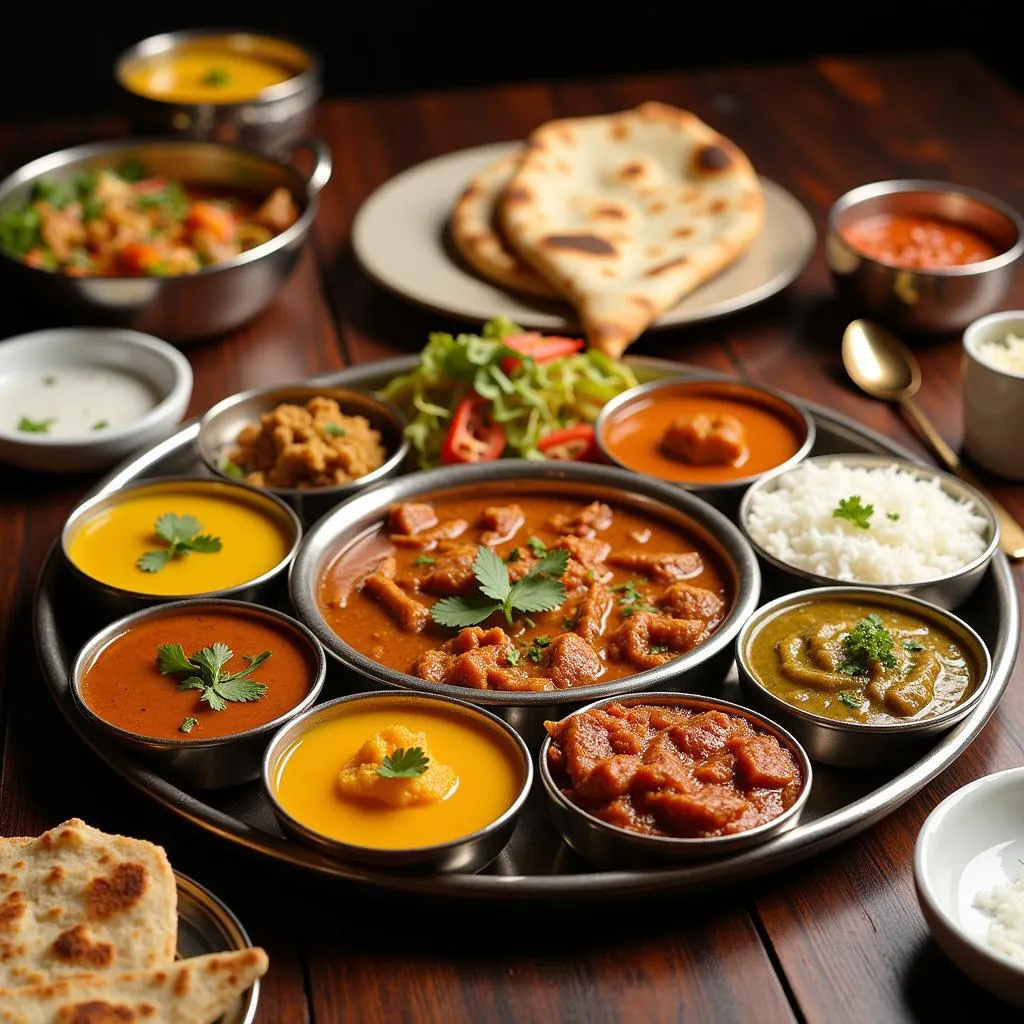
[377,317,639,467]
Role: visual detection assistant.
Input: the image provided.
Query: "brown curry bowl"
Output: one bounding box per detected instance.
[735,586,993,769]
[538,691,813,869]
[288,459,761,749]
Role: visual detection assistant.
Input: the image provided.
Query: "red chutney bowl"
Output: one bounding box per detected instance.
[826,179,1024,335]
[538,691,812,869]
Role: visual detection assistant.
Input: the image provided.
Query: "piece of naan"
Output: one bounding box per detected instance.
[0,947,269,1023]
[450,150,558,297]
[0,819,177,988]
[499,101,765,357]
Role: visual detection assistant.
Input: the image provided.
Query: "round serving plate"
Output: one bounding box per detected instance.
[34,357,1020,901]
[350,141,817,331]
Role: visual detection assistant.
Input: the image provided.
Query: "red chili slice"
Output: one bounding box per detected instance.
[440,393,507,464]
[501,333,585,373]
[537,423,599,461]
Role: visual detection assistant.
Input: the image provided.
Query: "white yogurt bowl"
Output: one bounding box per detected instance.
[0,327,192,473]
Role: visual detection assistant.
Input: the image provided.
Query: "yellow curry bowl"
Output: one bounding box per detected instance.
[735,585,993,769]
[262,690,533,874]
[61,474,303,627]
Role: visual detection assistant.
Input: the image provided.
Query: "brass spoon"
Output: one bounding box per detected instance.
[841,318,1024,561]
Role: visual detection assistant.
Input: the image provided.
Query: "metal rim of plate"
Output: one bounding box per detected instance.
[34,356,1020,902]
[175,870,260,1024]
[350,140,818,331]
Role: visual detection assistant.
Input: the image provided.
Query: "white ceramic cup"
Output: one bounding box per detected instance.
[962,310,1024,480]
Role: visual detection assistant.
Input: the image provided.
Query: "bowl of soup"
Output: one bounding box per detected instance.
[594,376,815,514]
[62,475,302,622]
[540,692,812,868]
[288,459,760,747]
[71,598,326,788]
[263,690,532,872]
[827,179,1024,335]
[115,29,323,157]
[735,586,992,768]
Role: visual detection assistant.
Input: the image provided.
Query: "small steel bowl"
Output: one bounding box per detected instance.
[735,585,993,768]
[827,179,1024,335]
[262,690,533,873]
[737,453,999,610]
[61,474,303,624]
[539,691,812,868]
[114,28,323,159]
[196,383,411,528]
[0,135,332,344]
[288,459,761,748]
[594,375,816,516]
[70,597,326,789]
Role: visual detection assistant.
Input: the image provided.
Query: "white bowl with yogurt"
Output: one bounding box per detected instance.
[0,327,192,472]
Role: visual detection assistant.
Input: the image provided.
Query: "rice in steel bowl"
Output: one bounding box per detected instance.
[741,458,991,584]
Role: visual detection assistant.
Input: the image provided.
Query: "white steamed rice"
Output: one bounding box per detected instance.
[974,864,1024,965]
[743,460,990,584]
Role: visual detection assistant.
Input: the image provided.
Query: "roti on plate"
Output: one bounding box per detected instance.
[0,819,177,988]
[0,947,269,1024]
[449,150,559,298]
[498,101,765,357]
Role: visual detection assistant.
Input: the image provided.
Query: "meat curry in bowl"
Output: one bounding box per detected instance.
[289,461,761,738]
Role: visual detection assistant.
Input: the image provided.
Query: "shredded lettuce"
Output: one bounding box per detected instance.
[378,318,638,467]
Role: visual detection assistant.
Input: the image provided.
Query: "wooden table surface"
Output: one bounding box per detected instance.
[2,48,1023,1023]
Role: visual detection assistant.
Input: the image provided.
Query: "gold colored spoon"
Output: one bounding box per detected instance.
[841,318,1024,561]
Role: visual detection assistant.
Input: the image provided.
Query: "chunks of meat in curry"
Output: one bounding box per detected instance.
[545,702,805,839]
[318,492,731,691]
[660,413,749,467]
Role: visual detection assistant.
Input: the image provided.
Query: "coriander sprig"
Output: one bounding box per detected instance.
[833,495,874,529]
[137,513,223,573]
[377,747,429,779]
[837,613,898,676]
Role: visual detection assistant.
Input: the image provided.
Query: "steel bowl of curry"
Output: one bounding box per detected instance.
[539,692,812,868]
[262,690,532,872]
[0,134,332,343]
[288,459,761,747]
[827,179,1024,335]
[70,597,327,789]
[735,586,992,768]
[196,383,411,528]
[61,475,303,624]
[594,375,815,513]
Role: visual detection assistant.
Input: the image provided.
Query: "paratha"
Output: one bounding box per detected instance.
[0,947,269,1023]
[499,101,765,357]
[0,820,177,988]
[450,150,559,298]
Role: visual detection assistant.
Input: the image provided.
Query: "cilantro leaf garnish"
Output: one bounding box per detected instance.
[157,642,269,715]
[413,554,436,567]
[837,613,898,676]
[180,716,199,734]
[376,747,429,779]
[526,536,548,558]
[201,67,231,87]
[833,495,874,529]
[526,635,552,662]
[886,512,900,522]
[136,512,223,573]
[17,416,54,433]
[219,458,244,479]
[837,690,863,710]
[430,545,568,629]
[903,639,926,652]
[324,423,347,437]
[650,645,670,655]
[91,419,109,431]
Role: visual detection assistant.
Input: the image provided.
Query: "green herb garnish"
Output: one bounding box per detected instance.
[903,639,926,652]
[833,495,874,529]
[413,554,436,567]
[219,459,244,479]
[157,642,270,712]
[137,513,223,573]
[324,423,347,438]
[430,545,568,629]
[376,747,429,779]
[17,416,54,433]
[837,690,863,709]
[526,635,552,662]
[505,548,521,564]
[650,645,670,655]
[506,647,521,666]
[180,716,199,734]
[837,613,898,676]
[526,536,548,558]
[91,420,109,431]
[886,512,901,521]
[201,67,231,87]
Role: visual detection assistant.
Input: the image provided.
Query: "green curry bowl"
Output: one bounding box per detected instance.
[735,586,992,769]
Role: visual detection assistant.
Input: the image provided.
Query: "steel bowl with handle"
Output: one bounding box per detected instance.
[0,135,332,344]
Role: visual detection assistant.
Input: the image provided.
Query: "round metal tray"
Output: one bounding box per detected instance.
[34,357,1020,901]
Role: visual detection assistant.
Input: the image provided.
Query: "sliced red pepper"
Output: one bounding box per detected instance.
[501,333,585,373]
[441,393,507,464]
[537,423,599,461]
[132,176,169,195]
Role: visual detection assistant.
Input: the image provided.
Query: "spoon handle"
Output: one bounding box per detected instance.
[898,396,1024,561]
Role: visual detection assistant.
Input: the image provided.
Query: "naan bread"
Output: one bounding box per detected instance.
[0,947,269,1023]
[499,101,765,357]
[450,151,558,297]
[0,820,176,988]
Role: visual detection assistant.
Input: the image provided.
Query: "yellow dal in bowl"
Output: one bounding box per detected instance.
[271,703,525,850]
[66,480,294,596]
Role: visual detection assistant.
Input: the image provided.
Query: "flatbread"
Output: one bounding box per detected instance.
[0,820,177,988]
[450,150,559,298]
[499,101,765,357]
[0,947,269,1023]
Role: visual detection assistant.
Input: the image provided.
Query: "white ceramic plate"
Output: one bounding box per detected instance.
[914,766,1024,1007]
[351,141,818,332]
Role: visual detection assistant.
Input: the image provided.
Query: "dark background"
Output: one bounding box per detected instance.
[0,0,1019,125]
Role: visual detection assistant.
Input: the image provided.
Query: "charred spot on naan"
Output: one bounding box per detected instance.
[693,143,737,175]
[592,205,627,220]
[52,925,115,968]
[56,999,138,1022]
[645,256,691,278]
[617,161,646,182]
[0,892,26,931]
[504,185,533,204]
[541,234,617,256]
[85,863,148,921]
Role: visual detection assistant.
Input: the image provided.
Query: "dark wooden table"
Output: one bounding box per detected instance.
[2,48,1022,1023]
